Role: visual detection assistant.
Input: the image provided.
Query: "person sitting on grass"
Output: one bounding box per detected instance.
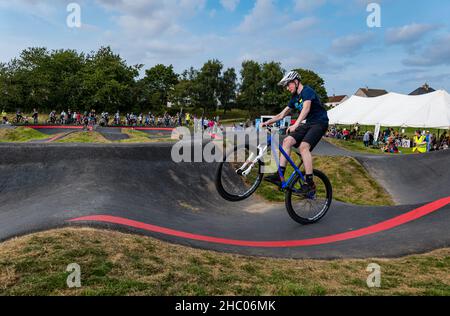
[383,137,399,154]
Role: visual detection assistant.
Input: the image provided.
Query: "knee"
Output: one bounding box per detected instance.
[283,137,296,147]
[299,142,311,154]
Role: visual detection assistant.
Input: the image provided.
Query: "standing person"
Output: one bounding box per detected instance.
[261,71,329,193]
[363,131,371,147]
[186,112,191,127]
[83,113,89,130]
[425,131,431,152]
[76,112,82,125]
[383,127,390,142]
[32,108,39,124]
[413,130,427,154]
[60,110,66,125]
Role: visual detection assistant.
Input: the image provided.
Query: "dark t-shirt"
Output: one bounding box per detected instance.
[288,85,329,125]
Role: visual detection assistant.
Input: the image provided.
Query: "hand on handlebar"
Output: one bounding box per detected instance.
[287,125,298,135]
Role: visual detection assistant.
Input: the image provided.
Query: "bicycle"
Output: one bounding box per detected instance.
[215,127,333,224]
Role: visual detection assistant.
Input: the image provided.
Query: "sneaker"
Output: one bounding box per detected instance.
[264,173,282,187]
[298,182,317,196]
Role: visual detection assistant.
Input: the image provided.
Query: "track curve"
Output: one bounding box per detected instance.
[0,141,449,259]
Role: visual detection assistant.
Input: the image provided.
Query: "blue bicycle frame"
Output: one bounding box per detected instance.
[266,132,306,190]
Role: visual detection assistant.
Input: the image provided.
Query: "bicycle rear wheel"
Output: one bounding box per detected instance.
[285,169,332,224]
[216,145,263,202]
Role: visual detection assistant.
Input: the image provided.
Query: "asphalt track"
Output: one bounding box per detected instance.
[0,140,449,259]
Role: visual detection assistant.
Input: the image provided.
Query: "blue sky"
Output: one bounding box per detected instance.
[0,0,449,96]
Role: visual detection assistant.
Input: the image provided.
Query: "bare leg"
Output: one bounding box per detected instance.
[280,137,297,168]
[299,142,313,175]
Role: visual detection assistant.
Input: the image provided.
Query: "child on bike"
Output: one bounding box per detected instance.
[260,71,329,194]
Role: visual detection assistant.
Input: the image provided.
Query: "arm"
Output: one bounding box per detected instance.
[261,107,291,127]
[288,100,312,132]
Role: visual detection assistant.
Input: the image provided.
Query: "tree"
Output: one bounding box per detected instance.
[293,68,328,104]
[196,59,223,112]
[80,46,141,113]
[238,60,262,117]
[140,64,179,110]
[13,47,51,112]
[218,68,237,114]
[260,61,288,113]
[46,49,85,110]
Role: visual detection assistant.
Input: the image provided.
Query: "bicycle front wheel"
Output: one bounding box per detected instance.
[285,169,332,224]
[216,145,263,202]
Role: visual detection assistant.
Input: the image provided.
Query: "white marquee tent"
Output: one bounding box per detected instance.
[327,90,450,129]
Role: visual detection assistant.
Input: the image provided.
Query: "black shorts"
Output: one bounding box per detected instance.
[290,123,329,150]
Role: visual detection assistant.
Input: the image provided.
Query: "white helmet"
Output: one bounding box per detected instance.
[278,71,301,87]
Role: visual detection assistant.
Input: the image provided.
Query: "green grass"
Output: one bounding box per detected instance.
[256,155,394,206]
[0,228,449,296]
[0,127,49,143]
[325,138,415,155]
[119,129,176,143]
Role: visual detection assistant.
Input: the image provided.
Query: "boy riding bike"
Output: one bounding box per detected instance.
[260,70,329,194]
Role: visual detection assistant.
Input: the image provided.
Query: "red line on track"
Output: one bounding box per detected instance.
[28,125,84,130]
[45,135,63,143]
[68,197,450,248]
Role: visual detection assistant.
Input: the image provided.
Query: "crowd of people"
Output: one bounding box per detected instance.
[326,125,450,153]
[1,109,202,129]
[1,109,228,135]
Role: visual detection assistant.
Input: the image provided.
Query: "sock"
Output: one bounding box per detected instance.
[306,174,314,184]
[280,167,286,177]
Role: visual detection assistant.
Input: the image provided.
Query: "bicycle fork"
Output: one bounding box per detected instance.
[236,145,267,177]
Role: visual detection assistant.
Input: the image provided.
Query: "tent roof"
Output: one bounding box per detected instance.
[328,90,450,129]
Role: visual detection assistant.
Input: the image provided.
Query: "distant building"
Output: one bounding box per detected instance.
[409,83,436,95]
[325,95,349,108]
[355,87,388,98]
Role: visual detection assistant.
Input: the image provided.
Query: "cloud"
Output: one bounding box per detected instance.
[237,0,278,33]
[395,72,450,85]
[294,0,326,12]
[386,23,440,45]
[283,17,318,32]
[330,32,375,56]
[220,0,240,12]
[382,68,427,77]
[95,0,205,36]
[403,34,450,66]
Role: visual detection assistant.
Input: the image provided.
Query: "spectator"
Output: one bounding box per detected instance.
[49,110,56,124]
[342,128,350,141]
[363,131,371,147]
[186,113,191,127]
[425,131,431,152]
[383,137,399,154]
[60,110,66,125]
[383,127,391,142]
[413,130,427,154]
[32,108,39,124]
[76,112,82,125]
